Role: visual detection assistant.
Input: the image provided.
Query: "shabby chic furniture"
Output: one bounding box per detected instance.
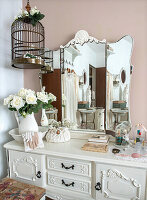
[4,139,147,200]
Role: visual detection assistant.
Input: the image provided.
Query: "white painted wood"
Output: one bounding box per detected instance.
[46,186,93,200]
[4,139,147,200]
[9,150,46,187]
[95,163,146,200]
[47,156,91,177]
[47,173,91,195]
[60,30,106,49]
[4,140,147,169]
[40,195,46,200]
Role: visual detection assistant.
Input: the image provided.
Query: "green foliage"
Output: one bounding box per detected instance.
[29,12,45,26]
[9,107,17,112]
[16,12,45,27]
[12,99,53,117]
[25,53,36,58]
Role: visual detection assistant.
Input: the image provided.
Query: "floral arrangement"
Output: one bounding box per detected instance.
[4,88,56,117]
[14,7,45,26]
[48,119,71,128]
[48,119,61,128]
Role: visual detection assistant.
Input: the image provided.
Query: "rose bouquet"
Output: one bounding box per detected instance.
[14,6,45,26]
[4,88,56,118]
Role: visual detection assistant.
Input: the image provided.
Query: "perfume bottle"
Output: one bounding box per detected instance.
[115,129,122,145]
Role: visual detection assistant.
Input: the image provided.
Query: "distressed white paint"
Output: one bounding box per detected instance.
[4,139,147,200]
[0,0,23,179]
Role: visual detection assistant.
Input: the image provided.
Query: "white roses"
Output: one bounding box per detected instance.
[14,9,29,21]
[4,87,56,117]
[14,6,40,21]
[18,88,27,98]
[37,92,48,103]
[48,93,56,102]
[37,87,56,103]
[4,95,14,106]
[26,93,37,104]
[18,88,35,98]
[10,96,24,110]
[37,92,56,103]
[30,6,40,16]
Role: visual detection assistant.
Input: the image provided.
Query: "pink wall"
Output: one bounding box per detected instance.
[24,0,147,127]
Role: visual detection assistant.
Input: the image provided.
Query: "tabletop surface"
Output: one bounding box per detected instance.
[4,138,147,169]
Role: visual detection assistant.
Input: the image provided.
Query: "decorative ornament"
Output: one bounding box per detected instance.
[11,0,46,69]
[46,127,70,143]
[14,0,45,26]
[56,130,60,135]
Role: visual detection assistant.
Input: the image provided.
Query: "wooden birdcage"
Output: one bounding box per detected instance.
[11,1,45,69]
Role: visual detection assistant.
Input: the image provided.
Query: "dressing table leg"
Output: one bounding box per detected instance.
[6,149,10,177]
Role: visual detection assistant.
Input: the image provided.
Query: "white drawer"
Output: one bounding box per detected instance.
[47,173,91,195]
[47,156,91,177]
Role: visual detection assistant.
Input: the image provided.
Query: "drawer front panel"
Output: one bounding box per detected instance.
[47,173,91,195]
[47,156,91,177]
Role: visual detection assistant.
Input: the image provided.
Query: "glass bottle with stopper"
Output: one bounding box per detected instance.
[134,124,146,145]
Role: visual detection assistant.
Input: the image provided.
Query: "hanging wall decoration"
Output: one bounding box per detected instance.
[11,0,48,69]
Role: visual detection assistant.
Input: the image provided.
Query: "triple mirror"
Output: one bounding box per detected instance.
[42,30,133,133]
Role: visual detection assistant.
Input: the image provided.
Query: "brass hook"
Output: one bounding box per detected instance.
[25,0,31,12]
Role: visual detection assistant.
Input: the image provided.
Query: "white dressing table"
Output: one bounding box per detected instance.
[4,139,147,200]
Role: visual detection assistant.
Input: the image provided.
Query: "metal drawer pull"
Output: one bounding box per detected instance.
[95,182,101,191]
[36,171,41,178]
[61,163,74,170]
[62,179,75,187]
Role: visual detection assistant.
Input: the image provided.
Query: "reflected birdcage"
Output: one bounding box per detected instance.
[41,48,53,73]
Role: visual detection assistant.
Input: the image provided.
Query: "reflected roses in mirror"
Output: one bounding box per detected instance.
[4,87,56,117]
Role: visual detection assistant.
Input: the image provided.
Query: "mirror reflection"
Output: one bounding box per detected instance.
[121,69,126,84]
[61,42,106,131]
[41,31,133,133]
[106,35,133,131]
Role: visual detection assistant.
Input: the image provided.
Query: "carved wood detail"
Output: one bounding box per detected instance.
[48,174,90,194]
[60,30,106,49]
[12,156,38,181]
[100,169,141,200]
[47,157,90,176]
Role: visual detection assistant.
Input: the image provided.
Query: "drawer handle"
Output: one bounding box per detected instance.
[95,182,101,191]
[36,171,41,178]
[61,163,74,170]
[62,179,75,187]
